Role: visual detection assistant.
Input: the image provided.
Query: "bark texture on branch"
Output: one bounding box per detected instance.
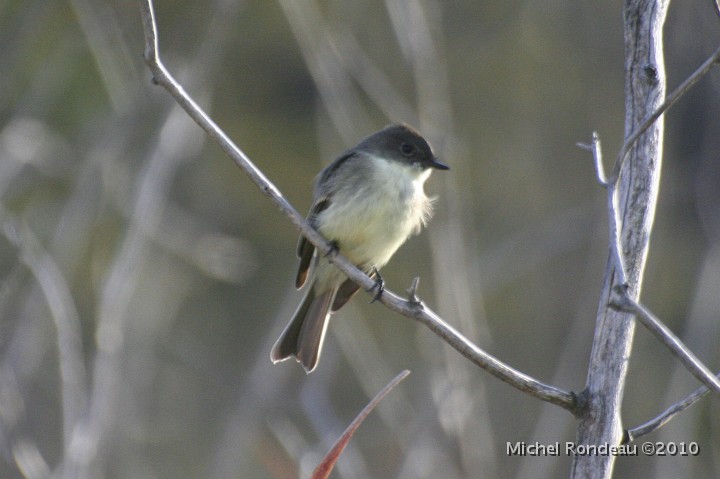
[571,1,669,477]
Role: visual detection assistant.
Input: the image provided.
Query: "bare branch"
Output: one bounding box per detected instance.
[397,300,577,412]
[577,132,608,186]
[139,1,346,268]
[575,38,720,472]
[625,372,719,442]
[138,0,577,414]
[610,287,720,393]
[583,124,720,429]
[576,43,720,457]
[611,43,720,184]
[406,277,421,304]
[572,1,669,476]
[582,133,716,392]
[578,134,628,286]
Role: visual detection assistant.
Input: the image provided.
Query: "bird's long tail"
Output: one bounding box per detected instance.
[270,284,337,373]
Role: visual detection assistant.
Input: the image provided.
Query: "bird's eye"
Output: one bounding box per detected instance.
[399,143,414,156]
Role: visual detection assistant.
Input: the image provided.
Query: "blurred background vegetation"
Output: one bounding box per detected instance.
[1,0,719,477]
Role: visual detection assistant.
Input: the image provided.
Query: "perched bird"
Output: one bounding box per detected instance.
[271,124,448,372]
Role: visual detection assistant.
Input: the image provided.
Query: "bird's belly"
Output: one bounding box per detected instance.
[318,196,418,269]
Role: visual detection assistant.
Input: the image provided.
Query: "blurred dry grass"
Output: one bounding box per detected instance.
[1,0,719,478]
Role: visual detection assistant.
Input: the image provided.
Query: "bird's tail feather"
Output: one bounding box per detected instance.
[271,285,336,373]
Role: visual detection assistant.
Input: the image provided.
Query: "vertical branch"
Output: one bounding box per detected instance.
[571,1,669,478]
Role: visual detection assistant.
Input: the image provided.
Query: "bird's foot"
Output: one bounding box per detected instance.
[368,267,385,303]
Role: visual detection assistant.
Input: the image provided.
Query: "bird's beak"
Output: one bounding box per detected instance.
[429,157,450,170]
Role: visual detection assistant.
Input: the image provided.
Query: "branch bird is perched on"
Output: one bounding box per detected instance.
[271,124,449,372]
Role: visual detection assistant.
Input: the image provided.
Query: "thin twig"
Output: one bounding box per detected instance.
[138,0,577,414]
[139,1,339,261]
[406,277,421,304]
[611,43,720,183]
[578,134,627,285]
[611,287,720,393]
[577,132,608,186]
[402,302,577,411]
[625,373,719,442]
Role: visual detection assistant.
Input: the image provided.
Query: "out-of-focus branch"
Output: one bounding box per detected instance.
[0,212,87,453]
[276,0,374,142]
[138,0,577,414]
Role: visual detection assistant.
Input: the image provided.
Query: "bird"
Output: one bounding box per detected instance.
[271,123,448,372]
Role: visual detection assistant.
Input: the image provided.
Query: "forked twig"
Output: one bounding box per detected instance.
[577,42,720,438]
